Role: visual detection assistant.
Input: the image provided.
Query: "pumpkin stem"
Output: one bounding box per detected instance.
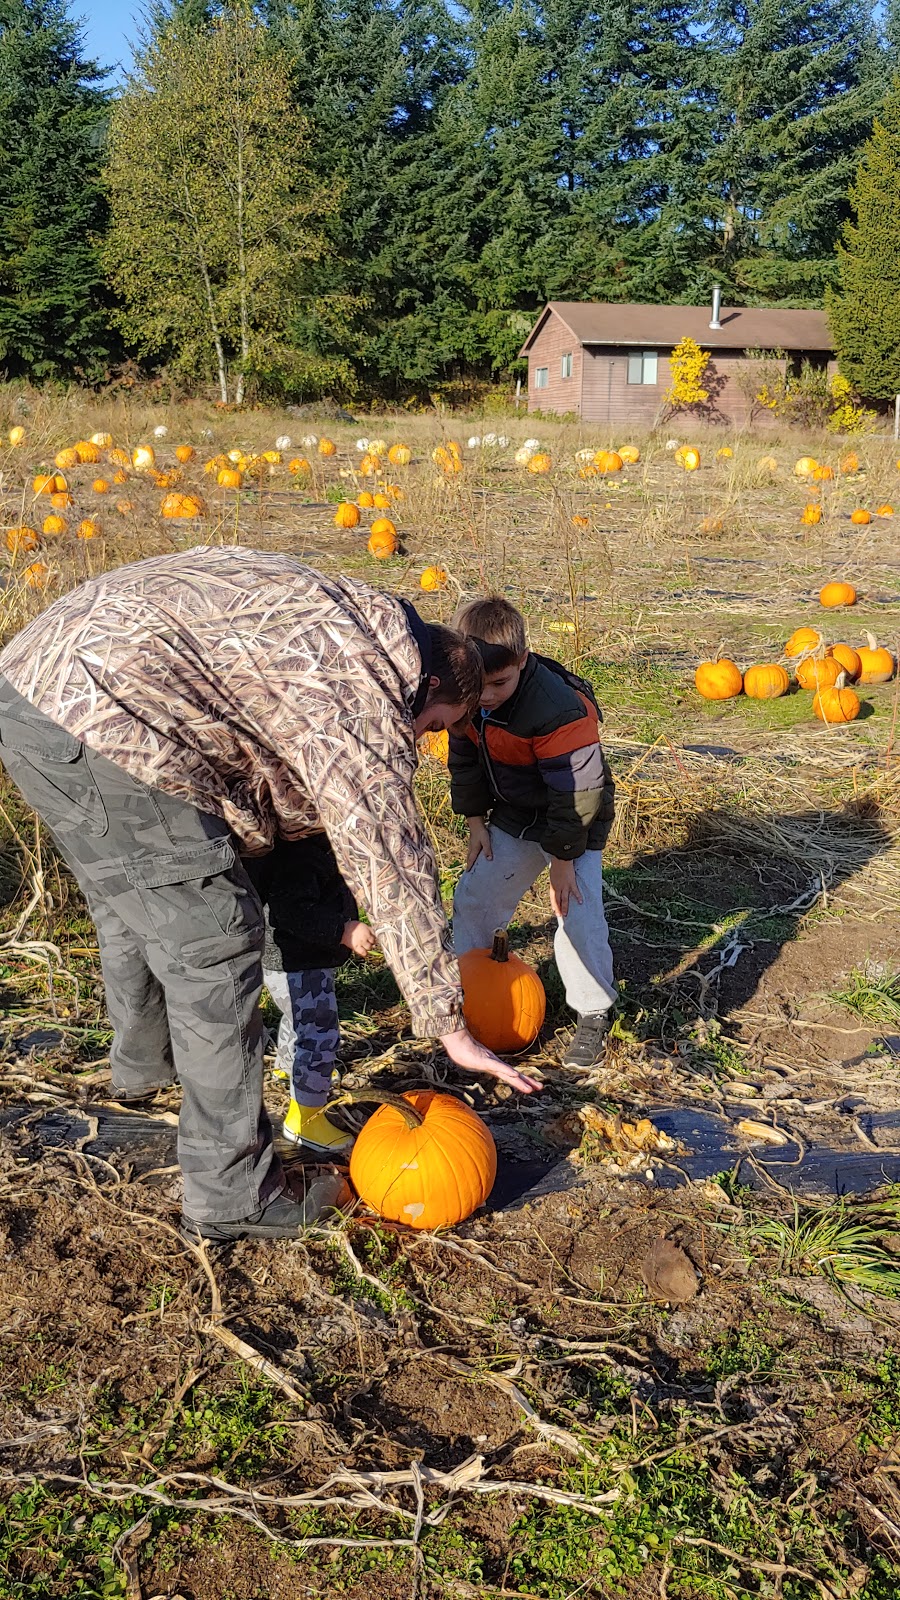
[863,630,878,651]
[835,670,848,689]
[331,1088,425,1128]
[490,928,510,963]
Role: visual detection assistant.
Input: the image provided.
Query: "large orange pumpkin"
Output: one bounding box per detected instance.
[694,659,743,700]
[796,655,841,692]
[820,580,857,608]
[161,492,206,519]
[743,663,789,700]
[828,643,862,680]
[368,519,399,558]
[784,627,822,658]
[594,450,623,474]
[814,683,860,724]
[420,566,448,592]
[459,929,546,1053]
[857,633,894,685]
[334,501,361,529]
[349,1089,497,1230]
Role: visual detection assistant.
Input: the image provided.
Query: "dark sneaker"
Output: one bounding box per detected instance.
[181,1173,351,1243]
[562,1013,610,1072]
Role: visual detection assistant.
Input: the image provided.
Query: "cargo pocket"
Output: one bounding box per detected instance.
[125,838,264,967]
[0,713,108,838]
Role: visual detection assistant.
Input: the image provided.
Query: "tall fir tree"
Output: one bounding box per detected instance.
[702,0,887,304]
[828,78,900,399]
[0,0,112,380]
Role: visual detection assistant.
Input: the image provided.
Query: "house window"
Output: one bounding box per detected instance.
[561,352,573,379]
[534,366,549,389]
[627,350,659,385]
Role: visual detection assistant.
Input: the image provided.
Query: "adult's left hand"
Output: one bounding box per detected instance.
[440,1027,543,1094]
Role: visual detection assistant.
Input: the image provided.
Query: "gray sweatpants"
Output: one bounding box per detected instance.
[264,966,340,1108]
[0,676,281,1225]
[452,826,617,1017]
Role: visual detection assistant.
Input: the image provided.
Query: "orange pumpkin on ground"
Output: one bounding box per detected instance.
[132,446,156,472]
[76,519,100,540]
[334,501,361,529]
[594,450,623,474]
[527,452,552,474]
[801,504,822,526]
[850,509,872,525]
[617,445,640,464]
[55,447,79,470]
[349,1089,497,1230]
[116,500,134,514]
[571,514,590,528]
[373,491,392,509]
[112,470,129,485]
[675,447,701,471]
[459,929,546,1053]
[420,566,448,592]
[33,473,66,497]
[419,729,449,762]
[318,437,336,457]
[217,468,243,489]
[796,656,842,692]
[743,664,790,700]
[784,627,822,658]
[813,464,835,482]
[74,440,101,464]
[50,491,73,510]
[694,659,743,700]
[8,426,25,446]
[828,643,862,680]
[814,684,861,724]
[42,514,67,536]
[857,634,895,685]
[6,526,39,553]
[357,490,375,508]
[109,448,131,468]
[840,452,860,475]
[877,504,894,518]
[819,581,857,608]
[22,560,50,589]
[368,519,399,558]
[175,445,195,463]
[161,492,206,519]
[288,457,311,476]
[388,444,411,466]
[794,457,819,478]
[92,478,110,494]
[757,455,778,472]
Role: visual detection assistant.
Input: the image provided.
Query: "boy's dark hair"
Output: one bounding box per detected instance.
[452,596,527,673]
[427,623,484,716]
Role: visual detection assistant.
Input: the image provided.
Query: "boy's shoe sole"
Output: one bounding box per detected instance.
[282,1125,355,1154]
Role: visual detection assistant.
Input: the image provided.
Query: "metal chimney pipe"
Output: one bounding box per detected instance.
[709,285,722,330]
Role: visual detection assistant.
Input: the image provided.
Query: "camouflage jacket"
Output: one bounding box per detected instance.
[0,546,463,1035]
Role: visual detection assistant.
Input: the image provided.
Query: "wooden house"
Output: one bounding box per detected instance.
[519,296,835,427]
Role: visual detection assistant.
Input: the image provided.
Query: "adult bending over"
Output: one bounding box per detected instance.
[0,547,538,1240]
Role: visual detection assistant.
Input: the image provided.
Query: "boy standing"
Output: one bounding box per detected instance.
[246,835,376,1153]
[450,597,616,1071]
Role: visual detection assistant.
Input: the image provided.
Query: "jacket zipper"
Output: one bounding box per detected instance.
[479,713,539,837]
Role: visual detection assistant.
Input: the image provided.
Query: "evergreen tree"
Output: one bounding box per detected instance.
[702,0,887,304]
[0,0,112,380]
[105,4,344,402]
[828,78,900,399]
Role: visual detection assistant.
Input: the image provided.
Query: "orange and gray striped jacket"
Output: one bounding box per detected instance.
[0,546,463,1036]
[449,653,615,858]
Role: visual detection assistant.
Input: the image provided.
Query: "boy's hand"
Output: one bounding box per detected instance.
[342,920,378,957]
[549,858,583,919]
[466,817,493,870]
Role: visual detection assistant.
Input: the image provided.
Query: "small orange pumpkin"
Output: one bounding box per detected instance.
[6,525,39,553]
[877,503,894,518]
[317,437,336,457]
[55,447,80,470]
[828,643,862,681]
[794,456,819,478]
[694,659,743,700]
[784,627,822,658]
[801,503,822,526]
[813,464,835,482]
[8,426,25,446]
[857,633,894,685]
[112,469,129,485]
[50,491,73,510]
[368,518,399,558]
[527,452,552,474]
[74,440,101,464]
[814,683,861,724]
[840,452,860,475]
[717,446,734,459]
[388,443,411,466]
[420,566,448,592]
[419,729,449,762]
[217,467,243,489]
[288,456,311,476]
[357,490,375,508]
[459,929,546,1053]
[796,655,841,692]
[850,509,872,525]
[161,492,206,519]
[819,580,857,608]
[757,455,778,473]
[22,560,50,589]
[175,445,195,463]
[675,447,701,471]
[76,519,100,540]
[109,447,131,468]
[360,452,383,476]
[372,491,392,509]
[41,514,67,536]
[571,514,590,528]
[33,473,66,497]
[617,445,640,464]
[92,478,110,494]
[594,450,623,474]
[349,1089,497,1230]
[115,499,134,514]
[334,501,361,529]
[743,663,790,700]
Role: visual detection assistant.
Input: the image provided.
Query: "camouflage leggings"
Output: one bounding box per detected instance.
[0,675,281,1225]
[263,967,340,1108]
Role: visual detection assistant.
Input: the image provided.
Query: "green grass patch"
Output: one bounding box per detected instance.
[831,965,900,1029]
[581,658,686,742]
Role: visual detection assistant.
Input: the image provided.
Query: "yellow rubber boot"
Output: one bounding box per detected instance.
[283,1098,354,1154]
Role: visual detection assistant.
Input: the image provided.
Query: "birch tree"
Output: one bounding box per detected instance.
[104,4,340,402]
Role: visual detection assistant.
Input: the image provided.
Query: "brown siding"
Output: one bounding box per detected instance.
[526,312,583,414]
[580,347,820,429]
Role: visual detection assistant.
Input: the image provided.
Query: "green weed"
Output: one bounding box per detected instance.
[748,1196,900,1298]
[831,965,900,1029]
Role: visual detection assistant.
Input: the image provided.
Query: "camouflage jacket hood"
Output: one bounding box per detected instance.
[0,546,462,1035]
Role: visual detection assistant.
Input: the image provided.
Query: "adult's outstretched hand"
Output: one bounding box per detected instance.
[440,1027,542,1094]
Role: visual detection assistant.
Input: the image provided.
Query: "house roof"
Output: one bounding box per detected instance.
[520,301,833,356]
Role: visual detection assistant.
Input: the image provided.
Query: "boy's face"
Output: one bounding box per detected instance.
[479,652,528,711]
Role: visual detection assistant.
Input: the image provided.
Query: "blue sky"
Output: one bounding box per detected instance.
[80,1,139,79]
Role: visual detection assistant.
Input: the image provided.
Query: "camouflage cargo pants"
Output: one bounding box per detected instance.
[0,676,282,1224]
[264,966,340,1108]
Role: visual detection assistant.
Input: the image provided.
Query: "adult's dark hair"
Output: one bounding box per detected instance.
[427,623,483,717]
